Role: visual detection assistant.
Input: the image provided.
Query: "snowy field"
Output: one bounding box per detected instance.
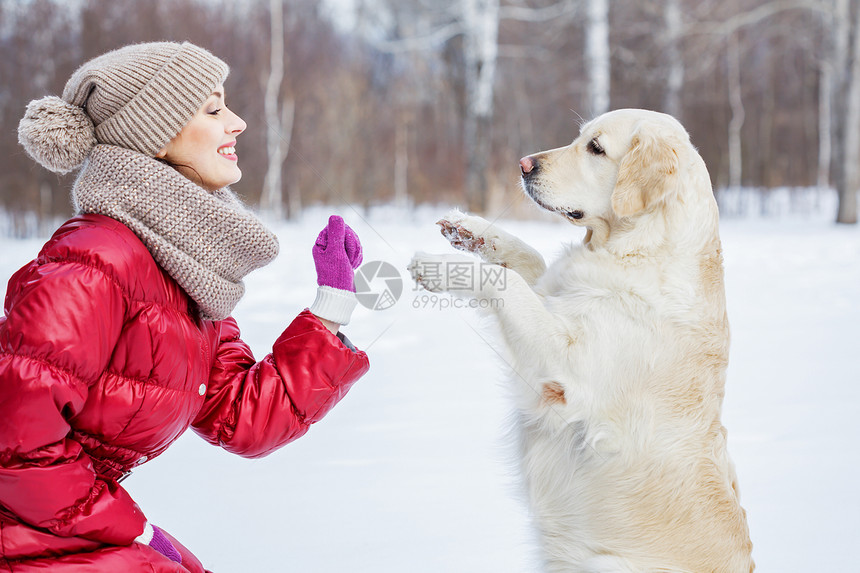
[1,199,858,572]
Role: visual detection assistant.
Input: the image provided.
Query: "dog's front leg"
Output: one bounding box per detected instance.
[408,251,570,372]
[408,252,602,443]
[436,210,547,287]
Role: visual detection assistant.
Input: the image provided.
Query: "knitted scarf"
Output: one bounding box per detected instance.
[72,145,279,320]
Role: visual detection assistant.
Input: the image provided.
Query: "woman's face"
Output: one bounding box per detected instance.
[156,85,247,191]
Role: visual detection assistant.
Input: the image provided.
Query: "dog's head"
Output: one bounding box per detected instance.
[520,109,712,244]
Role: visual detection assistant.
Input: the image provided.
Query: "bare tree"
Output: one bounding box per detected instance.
[462,0,500,211]
[837,0,860,222]
[814,0,839,191]
[727,27,745,190]
[394,109,411,208]
[821,0,860,223]
[664,0,684,118]
[586,0,610,116]
[260,0,296,219]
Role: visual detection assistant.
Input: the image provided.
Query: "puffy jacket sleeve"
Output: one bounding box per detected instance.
[192,310,369,458]
[0,255,146,545]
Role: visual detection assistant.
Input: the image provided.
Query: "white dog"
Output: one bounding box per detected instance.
[409,109,753,572]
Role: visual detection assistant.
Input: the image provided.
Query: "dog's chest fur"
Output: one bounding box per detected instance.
[509,240,743,572]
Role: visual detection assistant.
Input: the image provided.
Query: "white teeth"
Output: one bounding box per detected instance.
[218,146,236,155]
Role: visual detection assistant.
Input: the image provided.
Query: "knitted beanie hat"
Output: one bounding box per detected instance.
[18,41,229,174]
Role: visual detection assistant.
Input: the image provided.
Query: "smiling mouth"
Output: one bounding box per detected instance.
[217,143,237,160]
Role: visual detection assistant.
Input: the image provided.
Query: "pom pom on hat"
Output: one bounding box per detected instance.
[18,96,96,174]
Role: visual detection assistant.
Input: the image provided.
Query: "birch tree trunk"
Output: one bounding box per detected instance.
[280,99,297,213]
[394,111,409,209]
[727,29,745,191]
[819,60,833,190]
[261,0,290,219]
[815,0,836,191]
[830,0,851,212]
[462,0,500,212]
[664,0,684,118]
[586,0,610,117]
[838,0,860,223]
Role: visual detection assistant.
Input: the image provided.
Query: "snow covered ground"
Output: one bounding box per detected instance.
[1,200,858,572]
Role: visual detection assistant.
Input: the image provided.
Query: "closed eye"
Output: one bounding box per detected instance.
[587,137,605,156]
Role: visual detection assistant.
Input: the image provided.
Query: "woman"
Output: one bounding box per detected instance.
[0,41,369,572]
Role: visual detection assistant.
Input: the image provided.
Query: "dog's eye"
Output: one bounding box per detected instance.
[587,138,605,156]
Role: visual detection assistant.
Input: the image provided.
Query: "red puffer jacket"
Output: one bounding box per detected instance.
[0,214,369,572]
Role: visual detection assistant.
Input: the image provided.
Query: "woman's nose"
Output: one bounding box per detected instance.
[227,109,246,135]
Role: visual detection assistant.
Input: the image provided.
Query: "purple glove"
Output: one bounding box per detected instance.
[137,523,182,564]
[313,215,363,292]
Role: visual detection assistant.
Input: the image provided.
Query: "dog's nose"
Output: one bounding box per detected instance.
[520,156,537,175]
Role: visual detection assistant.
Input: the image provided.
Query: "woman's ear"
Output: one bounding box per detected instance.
[611,122,682,218]
[155,146,168,159]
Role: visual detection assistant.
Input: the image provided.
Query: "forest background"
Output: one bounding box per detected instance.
[2,0,859,236]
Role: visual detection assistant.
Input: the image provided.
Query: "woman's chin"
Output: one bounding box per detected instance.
[203,171,241,191]
[223,166,242,188]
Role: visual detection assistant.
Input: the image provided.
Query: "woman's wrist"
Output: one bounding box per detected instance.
[135,522,154,544]
[308,285,357,326]
[316,316,340,334]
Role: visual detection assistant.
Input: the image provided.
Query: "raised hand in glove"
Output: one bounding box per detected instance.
[309,215,363,325]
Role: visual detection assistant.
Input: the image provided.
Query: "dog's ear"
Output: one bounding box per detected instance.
[611,122,682,217]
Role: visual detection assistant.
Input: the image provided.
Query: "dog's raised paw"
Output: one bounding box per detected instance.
[436,211,495,256]
[408,252,444,293]
[408,252,481,294]
[437,219,487,253]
